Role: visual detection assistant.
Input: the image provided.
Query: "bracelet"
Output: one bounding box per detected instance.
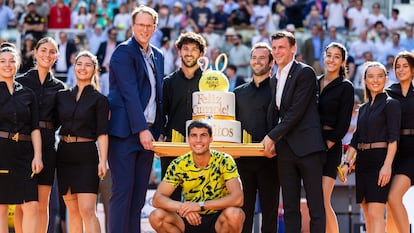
[342,161,350,167]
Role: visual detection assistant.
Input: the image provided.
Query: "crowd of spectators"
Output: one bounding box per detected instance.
[1,0,414,93]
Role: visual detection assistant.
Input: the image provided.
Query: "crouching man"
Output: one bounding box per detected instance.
[149,120,245,233]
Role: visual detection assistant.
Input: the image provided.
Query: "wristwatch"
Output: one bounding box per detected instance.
[198,201,205,211]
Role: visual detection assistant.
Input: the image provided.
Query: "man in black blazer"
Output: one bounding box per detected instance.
[263,31,326,233]
[96,27,121,74]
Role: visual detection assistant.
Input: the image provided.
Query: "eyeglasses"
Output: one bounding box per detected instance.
[134,23,155,30]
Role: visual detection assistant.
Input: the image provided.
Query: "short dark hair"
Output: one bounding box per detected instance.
[227,64,237,72]
[187,120,213,136]
[392,8,399,14]
[374,20,384,27]
[107,27,117,35]
[271,31,296,46]
[251,42,273,63]
[175,32,207,53]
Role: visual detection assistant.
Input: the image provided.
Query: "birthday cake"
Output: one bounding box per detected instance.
[186,55,241,143]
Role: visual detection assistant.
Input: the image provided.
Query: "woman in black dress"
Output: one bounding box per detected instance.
[385,51,414,233]
[56,51,108,233]
[0,45,43,233]
[318,42,354,233]
[341,62,400,233]
[15,37,66,233]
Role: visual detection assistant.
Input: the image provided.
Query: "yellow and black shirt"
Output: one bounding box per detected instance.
[164,149,239,215]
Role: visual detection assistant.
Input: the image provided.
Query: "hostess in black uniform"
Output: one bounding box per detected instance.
[318,75,354,178]
[56,85,109,195]
[386,83,414,184]
[0,81,39,203]
[234,77,279,233]
[350,92,400,203]
[16,69,66,185]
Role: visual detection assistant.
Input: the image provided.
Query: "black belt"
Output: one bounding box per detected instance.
[401,129,414,135]
[357,142,387,151]
[147,123,154,127]
[39,121,54,130]
[0,131,31,142]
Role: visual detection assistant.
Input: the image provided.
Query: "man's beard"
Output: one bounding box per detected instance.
[252,67,270,76]
[182,57,198,68]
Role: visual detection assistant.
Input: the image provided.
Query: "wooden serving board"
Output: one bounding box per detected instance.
[152,142,269,157]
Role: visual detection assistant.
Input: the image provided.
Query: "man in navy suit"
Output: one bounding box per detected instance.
[263,31,326,233]
[107,5,164,233]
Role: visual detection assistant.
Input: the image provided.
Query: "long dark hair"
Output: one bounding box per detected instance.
[394,51,414,82]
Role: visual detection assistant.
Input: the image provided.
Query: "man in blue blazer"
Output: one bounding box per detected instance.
[107,5,164,233]
[263,31,326,233]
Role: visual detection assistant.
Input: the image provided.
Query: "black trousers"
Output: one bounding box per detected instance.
[236,157,280,233]
[277,140,326,233]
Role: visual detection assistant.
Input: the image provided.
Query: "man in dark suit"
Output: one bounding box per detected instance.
[96,27,120,74]
[301,24,324,75]
[107,5,164,233]
[54,31,77,82]
[96,27,121,96]
[263,31,326,233]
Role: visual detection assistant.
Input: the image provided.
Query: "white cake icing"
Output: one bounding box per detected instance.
[192,91,235,119]
[190,91,241,143]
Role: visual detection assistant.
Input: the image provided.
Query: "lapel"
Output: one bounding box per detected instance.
[151,47,164,100]
[152,47,162,82]
[270,73,277,98]
[131,38,150,80]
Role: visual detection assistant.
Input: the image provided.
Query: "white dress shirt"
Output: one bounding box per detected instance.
[140,47,157,124]
[276,59,294,109]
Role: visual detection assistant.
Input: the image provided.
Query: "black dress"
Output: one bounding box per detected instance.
[386,83,414,185]
[350,93,400,203]
[56,85,109,195]
[318,75,354,179]
[16,69,66,185]
[0,81,39,204]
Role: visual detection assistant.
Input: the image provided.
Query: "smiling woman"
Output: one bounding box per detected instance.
[342,62,400,233]
[14,37,66,233]
[385,52,414,233]
[318,42,354,233]
[363,62,388,101]
[74,51,100,91]
[0,44,43,233]
[55,50,109,233]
